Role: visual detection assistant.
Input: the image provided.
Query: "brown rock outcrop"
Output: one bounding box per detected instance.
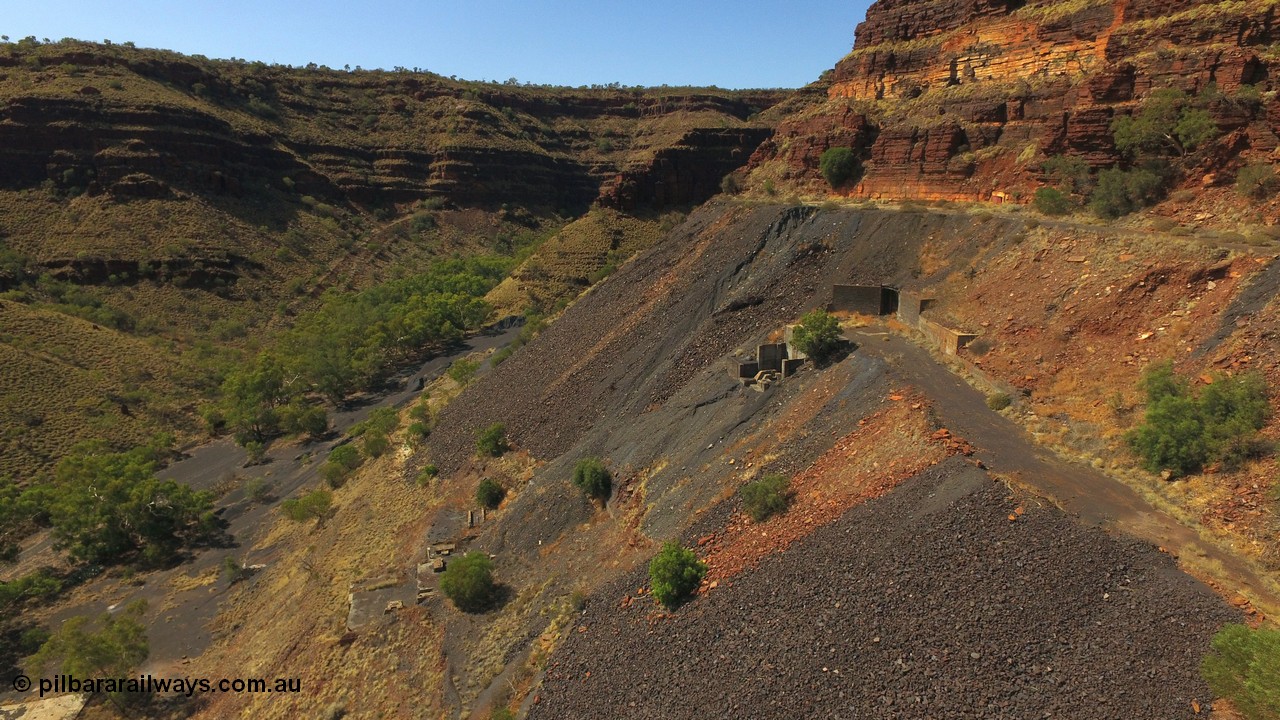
[0,41,785,214]
[751,0,1280,203]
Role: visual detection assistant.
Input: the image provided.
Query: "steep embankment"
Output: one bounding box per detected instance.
[529,460,1236,720]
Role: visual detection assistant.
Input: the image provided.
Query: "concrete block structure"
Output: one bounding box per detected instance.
[781,358,805,378]
[919,318,978,355]
[831,284,899,315]
[896,290,935,325]
[830,283,976,356]
[757,343,787,372]
[733,340,803,385]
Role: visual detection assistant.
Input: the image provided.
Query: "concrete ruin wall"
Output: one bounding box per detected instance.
[919,318,978,355]
[831,284,898,315]
[897,291,935,325]
[757,343,787,372]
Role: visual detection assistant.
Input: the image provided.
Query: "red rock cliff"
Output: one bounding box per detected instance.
[750,0,1280,204]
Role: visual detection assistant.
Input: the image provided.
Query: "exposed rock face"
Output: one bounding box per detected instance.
[0,44,784,213]
[751,0,1280,202]
[598,128,774,210]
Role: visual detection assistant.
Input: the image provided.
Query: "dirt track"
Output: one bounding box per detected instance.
[849,328,1280,617]
[529,459,1237,720]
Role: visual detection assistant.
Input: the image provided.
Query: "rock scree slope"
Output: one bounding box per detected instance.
[528,460,1238,720]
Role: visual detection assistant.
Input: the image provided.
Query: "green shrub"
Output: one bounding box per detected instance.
[352,407,399,437]
[740,474,790,522]
[476,478,505,509]
[791,309,842,364]
[222,555,247,584]
[1042,155,1091,194]
[407,421,430,439]
[476,423,508,457]
[648,540,707,610]
[243,478,272,503]
[819,147,859,188]
[572,458,612,502]
[491,345,514,365]
[244,440,266,465]
[416,464,439,486]
[1127,362,1270,477]
[322,443,363,488]
[281,489,332,522]
[448,358,480,385]
[1032,187,1071,216]
[1237,164,1280,200]
[1201,623,1280,720]
[986,392,1012,411]
[1089,166,1166,219]
[440,551,495,612]
[361,430,389,458]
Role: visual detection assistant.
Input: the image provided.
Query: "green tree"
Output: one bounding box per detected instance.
[279,401,329,439]
[1032,187,1071,216]
[791,309,842,365]
[648,540,707,610]
[0,477,45,564]
[1201,624,1280,720]
[28,600,150,708]
[476,423,508,457]
[1112,88,1219,158]
[572,458,612,503]
[1089,166,1166,219]
[740,474,791,522]
[1042,155,1091,194]
[47,440,220,567]
[819,147,859,188]
[220,353,292,444]
[1127,362,1271,477]
[440,551,496,612]
[476,478,505,509]
[0,569,62,618]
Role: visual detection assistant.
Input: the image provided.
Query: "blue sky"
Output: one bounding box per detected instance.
[4,1,874,88]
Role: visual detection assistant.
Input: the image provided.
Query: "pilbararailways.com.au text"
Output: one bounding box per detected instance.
[22,673,301,697]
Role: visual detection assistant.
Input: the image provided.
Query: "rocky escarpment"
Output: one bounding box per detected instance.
[749,0,1280,203]
[597,127,774,210]
[0,41,784,214]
